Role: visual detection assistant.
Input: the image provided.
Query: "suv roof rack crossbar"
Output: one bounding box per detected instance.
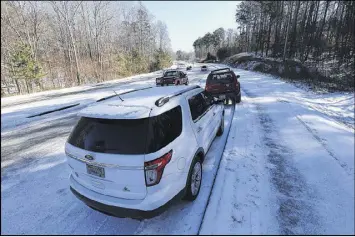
[155,85,201,107]
[96,86,153,102]
[210,68,231,74]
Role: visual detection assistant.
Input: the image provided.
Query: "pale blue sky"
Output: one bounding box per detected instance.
[143,1,240,52]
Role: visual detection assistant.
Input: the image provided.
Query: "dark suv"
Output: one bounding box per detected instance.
[156,70,189,86]
[205,68,241,104]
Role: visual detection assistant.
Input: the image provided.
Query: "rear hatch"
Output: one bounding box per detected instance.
[162,76,176,84]
[206,72,237,93]
[162,71,178,84]
[66,117,149,200]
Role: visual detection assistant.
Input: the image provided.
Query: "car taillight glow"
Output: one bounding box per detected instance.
[144,150,173,186]
[205,84,211,91]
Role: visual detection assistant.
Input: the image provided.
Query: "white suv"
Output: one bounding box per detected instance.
[65,85,224,219]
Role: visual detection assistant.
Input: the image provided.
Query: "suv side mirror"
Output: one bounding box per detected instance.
[236,75,240,79]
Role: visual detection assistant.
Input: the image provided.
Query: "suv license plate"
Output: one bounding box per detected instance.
[219,95,226,100]
[86,164,105,178]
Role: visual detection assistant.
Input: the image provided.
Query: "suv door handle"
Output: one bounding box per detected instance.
[213,112,216,116]
[197,126,202,133]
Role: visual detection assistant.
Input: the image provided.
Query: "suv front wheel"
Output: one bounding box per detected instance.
[183,156,202,201]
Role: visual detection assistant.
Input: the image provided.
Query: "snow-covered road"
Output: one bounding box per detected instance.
[200,68,354,235]
[1,65,354,235]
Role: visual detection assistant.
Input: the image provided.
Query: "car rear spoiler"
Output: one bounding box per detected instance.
[210,68,231,74]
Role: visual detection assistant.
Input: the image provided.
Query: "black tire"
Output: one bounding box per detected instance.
[185,79,189,85]
[183,156,202,201]
[216,113,224,136]
[235,92,241,103]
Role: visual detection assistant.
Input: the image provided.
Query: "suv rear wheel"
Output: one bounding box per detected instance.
[183,156,202,201]
[235,93,241,103]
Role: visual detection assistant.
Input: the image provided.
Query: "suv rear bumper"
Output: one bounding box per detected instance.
[71,186,184,219]
[69,174,185,219]
[156,79,176,85]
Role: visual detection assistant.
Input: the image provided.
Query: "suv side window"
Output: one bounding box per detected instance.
[201,91,214,107]
[146,106,183,153]
[188,93,207,121]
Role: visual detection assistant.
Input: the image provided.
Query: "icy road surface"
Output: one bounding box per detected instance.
[1,64,354,235]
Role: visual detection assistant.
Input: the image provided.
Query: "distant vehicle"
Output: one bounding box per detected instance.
[156,70,189,86]
[177,63,185,69]
[186,65,192,70]
[65,85,224,219]
[201,65,207,71]
[205,68,241,104]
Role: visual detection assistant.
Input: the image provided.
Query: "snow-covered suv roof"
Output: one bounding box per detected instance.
[78,85,202,120]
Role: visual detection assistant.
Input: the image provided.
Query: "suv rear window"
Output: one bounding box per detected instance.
[164,71,178,77]
[146,106,182,152]
[188,93,207,121]
[207,72,235,84]
[68,106,182,154]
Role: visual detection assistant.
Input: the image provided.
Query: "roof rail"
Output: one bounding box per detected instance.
[96,86,153,102]
[210,68,231,74]
[155,85,201,107]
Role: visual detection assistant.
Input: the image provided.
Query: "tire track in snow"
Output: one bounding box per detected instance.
[196,105,235,234]
[199,95,274,234]
[276,98,353,177]
[242,88,321,235]
[295,116,353,176]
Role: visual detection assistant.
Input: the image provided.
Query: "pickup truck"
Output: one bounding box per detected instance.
[156,70,189,86]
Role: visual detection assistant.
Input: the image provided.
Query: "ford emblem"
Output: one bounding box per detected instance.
[85,155,94,161]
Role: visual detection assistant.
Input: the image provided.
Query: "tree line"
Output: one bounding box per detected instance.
[1,1,173,96]
[193,1,354,84]
[175,50,195,61]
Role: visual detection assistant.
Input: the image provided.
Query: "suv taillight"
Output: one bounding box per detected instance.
[205,84,211,91]
[144,150,173,186]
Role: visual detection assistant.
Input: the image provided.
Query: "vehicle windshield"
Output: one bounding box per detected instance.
[164,71,178,77]
[202,66,207,68]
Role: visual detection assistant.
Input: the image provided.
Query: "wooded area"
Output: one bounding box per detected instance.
[193,1,354,88]
[1,1,173,96]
